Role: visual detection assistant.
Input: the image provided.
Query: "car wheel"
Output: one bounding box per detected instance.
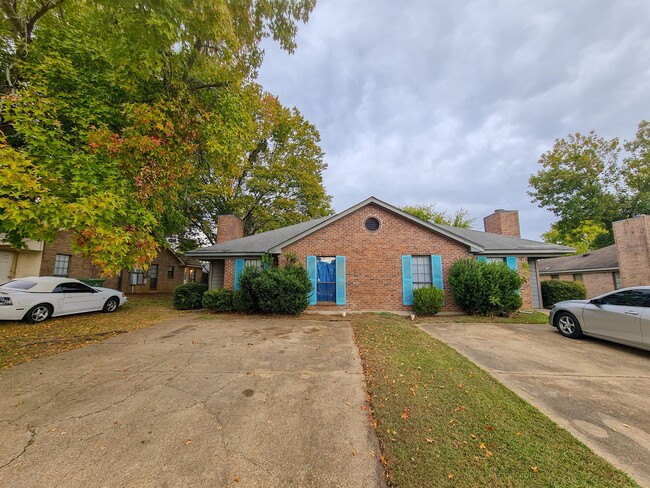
[555,311,583,339]
[102,297,119,313]
[24,304,52,324]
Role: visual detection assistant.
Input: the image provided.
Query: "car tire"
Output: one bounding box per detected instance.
[555,311,583,339]
[24,304,53,324]
[102,297,119,313]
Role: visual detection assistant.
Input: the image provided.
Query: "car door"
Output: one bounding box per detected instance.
[641,297,650,347]
[582,289,649,345]
[60,282,103,313]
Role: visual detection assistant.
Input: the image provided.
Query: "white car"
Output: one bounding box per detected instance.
[0,277,127,323]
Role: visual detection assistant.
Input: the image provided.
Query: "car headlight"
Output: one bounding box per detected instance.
[0,296,13,306]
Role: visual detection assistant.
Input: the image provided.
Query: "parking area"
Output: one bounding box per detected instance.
[0,316,385,487]
[419,322,650,487]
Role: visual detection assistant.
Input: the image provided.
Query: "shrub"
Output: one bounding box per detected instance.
[541,280,587,308]
[232,290,249,312]
[413,286,445,316]
[449,259,523,315]
[202,289,234,312]
[235,264,311,315]
[172,282,208,310]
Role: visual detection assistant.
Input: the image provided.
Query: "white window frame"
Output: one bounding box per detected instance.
[53,254,70,277]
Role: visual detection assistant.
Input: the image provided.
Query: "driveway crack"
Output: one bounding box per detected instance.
[0,426,36,470]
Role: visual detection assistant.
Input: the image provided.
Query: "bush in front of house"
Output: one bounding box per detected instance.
[172,282,208,310]
[413,286,445,316]
[237,264,311,315]
[232,290,249,312]
[541,279,587,308]
[202,289,234,312]
[449,259,523,315]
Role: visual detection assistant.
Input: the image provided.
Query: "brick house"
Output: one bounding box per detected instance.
[1,231,205,293]
[186,197,572,311]
[539,214,650,297]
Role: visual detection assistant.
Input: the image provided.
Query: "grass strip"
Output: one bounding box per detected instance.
[0,295,188,370]
[351,314,638,487]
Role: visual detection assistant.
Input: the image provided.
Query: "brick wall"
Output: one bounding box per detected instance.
[217,215,244,244]
[483,210,521,238]
[613,215,650,287]
[40,231,119,288]
[40,231,191,293]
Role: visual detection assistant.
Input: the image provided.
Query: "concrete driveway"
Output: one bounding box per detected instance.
[0,316,385,487]
[420,322,650,487]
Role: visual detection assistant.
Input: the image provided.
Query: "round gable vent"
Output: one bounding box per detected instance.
[365,217,380,232]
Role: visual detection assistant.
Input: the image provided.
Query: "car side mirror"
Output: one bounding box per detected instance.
[589,298,602,305]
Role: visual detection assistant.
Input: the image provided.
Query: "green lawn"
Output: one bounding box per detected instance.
[0,295,189,370]
[351,314,638,487]
[414,311,549,325]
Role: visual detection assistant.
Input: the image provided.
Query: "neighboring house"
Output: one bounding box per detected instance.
[538,214,650,297]
[538,245,620,297]
[0,231,205,293]
[186,196,573,312]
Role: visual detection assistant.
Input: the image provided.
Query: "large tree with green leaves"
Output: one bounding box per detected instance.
[401,204,475,228]
[529,122,650,250]
[0,0,329,274]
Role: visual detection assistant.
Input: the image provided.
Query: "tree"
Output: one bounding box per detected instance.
[529,123,650,249]
[0,0,324,274]
[401,204,475,228]
[541,221,609,254]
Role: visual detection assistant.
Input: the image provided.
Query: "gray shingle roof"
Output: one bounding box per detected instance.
[186,197,574,258]
[538,245,619,274]
[186,216,331,257]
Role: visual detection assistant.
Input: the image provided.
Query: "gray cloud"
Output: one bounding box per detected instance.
[258,0,650,239]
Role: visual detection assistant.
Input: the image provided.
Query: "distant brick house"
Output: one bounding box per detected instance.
[0,231,205,293]
[186,197,572,311]
[539,214,650,297]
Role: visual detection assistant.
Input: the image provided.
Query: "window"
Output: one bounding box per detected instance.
[60,282,94,293]
[130,269,144,285]
[364,217,380,231]
[600,289,650,307]
[487,257,506,263]
[245,259,262,268]
[53,254,70,277]
[412,256,432,290]
[188,268,196,282]
[149,264,158,290]
[317,257,336,302]
[167,266,174,279]
[613,272,622,290]
[573,273,583,281]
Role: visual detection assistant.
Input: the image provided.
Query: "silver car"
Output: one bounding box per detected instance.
[549,286,650,351]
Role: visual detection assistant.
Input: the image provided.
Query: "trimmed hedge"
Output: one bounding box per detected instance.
[541,279,587,308]
[237,265,311,315]
[172,282,208,310]
[449,259,523,316]
[202,289,234,312]
[413,286,445,316]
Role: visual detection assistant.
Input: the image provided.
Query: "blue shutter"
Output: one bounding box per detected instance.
[234,258,245,290]
[307,256,317,305]
[335,256,346,305]
[402,255,413,305]
[431,255,443,290]
[477,256,488,263]
[506,256,518,270]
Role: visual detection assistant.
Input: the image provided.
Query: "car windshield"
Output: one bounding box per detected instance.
[0,280,38,290]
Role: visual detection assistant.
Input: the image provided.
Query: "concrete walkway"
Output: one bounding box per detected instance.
[420,322,650,487]
[0,317,385,487]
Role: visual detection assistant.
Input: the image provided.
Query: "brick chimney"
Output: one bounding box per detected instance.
[613,214,650,287]
[483,209,521,238]
[216,214,244,243]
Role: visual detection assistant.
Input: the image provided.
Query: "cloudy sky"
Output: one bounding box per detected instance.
[258,0,650,239]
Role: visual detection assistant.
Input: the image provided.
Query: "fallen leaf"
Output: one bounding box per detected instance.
[530,466,539,473]
[401,407,409,419]
[485,425,495,431]
[479,442,486,449]
[379,455,388,466]
[425,438,434,443]
[485,450,493,457]
[233,476,240,482]
[447,473,454,479]
[185,439,192,445]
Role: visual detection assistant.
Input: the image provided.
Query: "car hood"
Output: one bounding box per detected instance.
[555,299,590,307]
